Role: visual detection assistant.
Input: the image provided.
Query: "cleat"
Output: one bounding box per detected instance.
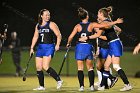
[110,77,118,88]
[79,86,84,91]
[57,80,63,89]
[120,84,132,91]
[97,86,105,91]
[33,86,45,90]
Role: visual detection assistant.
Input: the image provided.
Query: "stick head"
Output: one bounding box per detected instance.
[23,76,26,81]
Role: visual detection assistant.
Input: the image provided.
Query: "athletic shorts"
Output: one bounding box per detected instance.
[75,43,94,60]
[36,44,55,57]
[108,39,123,57]
[99,47,109,59]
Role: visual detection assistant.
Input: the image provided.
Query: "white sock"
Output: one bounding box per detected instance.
[97,70,102,83]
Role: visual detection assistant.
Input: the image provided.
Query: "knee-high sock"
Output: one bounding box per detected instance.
[97,69,102,83]
[118,69,129,84]
[37,71,44,87]
[100,70,108,87]
[88,70,95,87]
[46,67,61,81]
[78,70,84,87]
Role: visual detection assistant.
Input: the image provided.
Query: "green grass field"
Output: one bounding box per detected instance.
[0,76,140,93]
[0,50,140,93]
[0,50,140,76]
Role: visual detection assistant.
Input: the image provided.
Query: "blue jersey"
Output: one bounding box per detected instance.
[36,21,55,57]
[77,22,94,44]
[103,19,119,42]
[103,19,123,57]
[75,22,94,60]
[98,31,109,49]
[37,21,55,44]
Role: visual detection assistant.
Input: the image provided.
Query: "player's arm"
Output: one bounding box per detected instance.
[50,22,62,51]
[30,25,39,55]
[99,36,107,40]
[92,18,123,29]
[114,25,122,35]
[67,25,78,47]
[79,28,103,41]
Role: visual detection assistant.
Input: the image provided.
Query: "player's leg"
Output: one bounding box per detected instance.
[96,58,102,84]
[33,57,45,90]
[86,59,95,91]
[98,55,112,91]
[43,56,63,89]
[12,54,22,76]
[77,60,84,91]
[112,55,132,91]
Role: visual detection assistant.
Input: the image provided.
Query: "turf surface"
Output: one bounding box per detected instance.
[0,50,140,76]
[0,76,140,93]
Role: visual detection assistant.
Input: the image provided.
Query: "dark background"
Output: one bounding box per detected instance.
[0,0,140,47]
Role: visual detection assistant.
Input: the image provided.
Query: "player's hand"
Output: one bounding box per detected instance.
[96,50,99,56]
[133,45,140,55]
[115,18,123,24]
[30,48,34,56]
[66,43,71,48]
[79,36,87,42]
[93,53,98,59]
[55,45,60,51]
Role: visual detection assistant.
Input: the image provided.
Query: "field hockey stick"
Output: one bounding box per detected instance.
[0,24,8,64]
[58,46,70,76]
[22,53,34,81]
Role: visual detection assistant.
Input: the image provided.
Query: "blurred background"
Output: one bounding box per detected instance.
[0,0,140,77]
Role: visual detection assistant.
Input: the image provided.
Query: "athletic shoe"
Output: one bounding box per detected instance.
[97,86,105,91]
[78,86,84,91]
[57,80,63,89]
[33,86,45,90]
[90,85,94,91]
[110,77,118,88]
[120,84,132,91]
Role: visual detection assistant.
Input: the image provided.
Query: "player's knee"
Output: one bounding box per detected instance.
[36,65,43,71]
[104,64,110,71]
[96,66,100,71]
[36,67,43,71]
[96,64,103,71]
[113,64,121,71]
[43,66,49,71]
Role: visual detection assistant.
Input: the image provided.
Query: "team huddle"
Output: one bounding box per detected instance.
[30,6,132,92]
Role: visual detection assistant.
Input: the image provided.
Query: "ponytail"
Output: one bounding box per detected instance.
[77,7,88,20]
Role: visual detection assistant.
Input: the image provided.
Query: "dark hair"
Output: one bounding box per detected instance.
[99,6,113,19]
[38,9,49,25]
[78,7,88,20]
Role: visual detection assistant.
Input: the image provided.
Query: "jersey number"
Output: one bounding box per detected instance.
[40,34,44,42]
[81,33,87,37]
